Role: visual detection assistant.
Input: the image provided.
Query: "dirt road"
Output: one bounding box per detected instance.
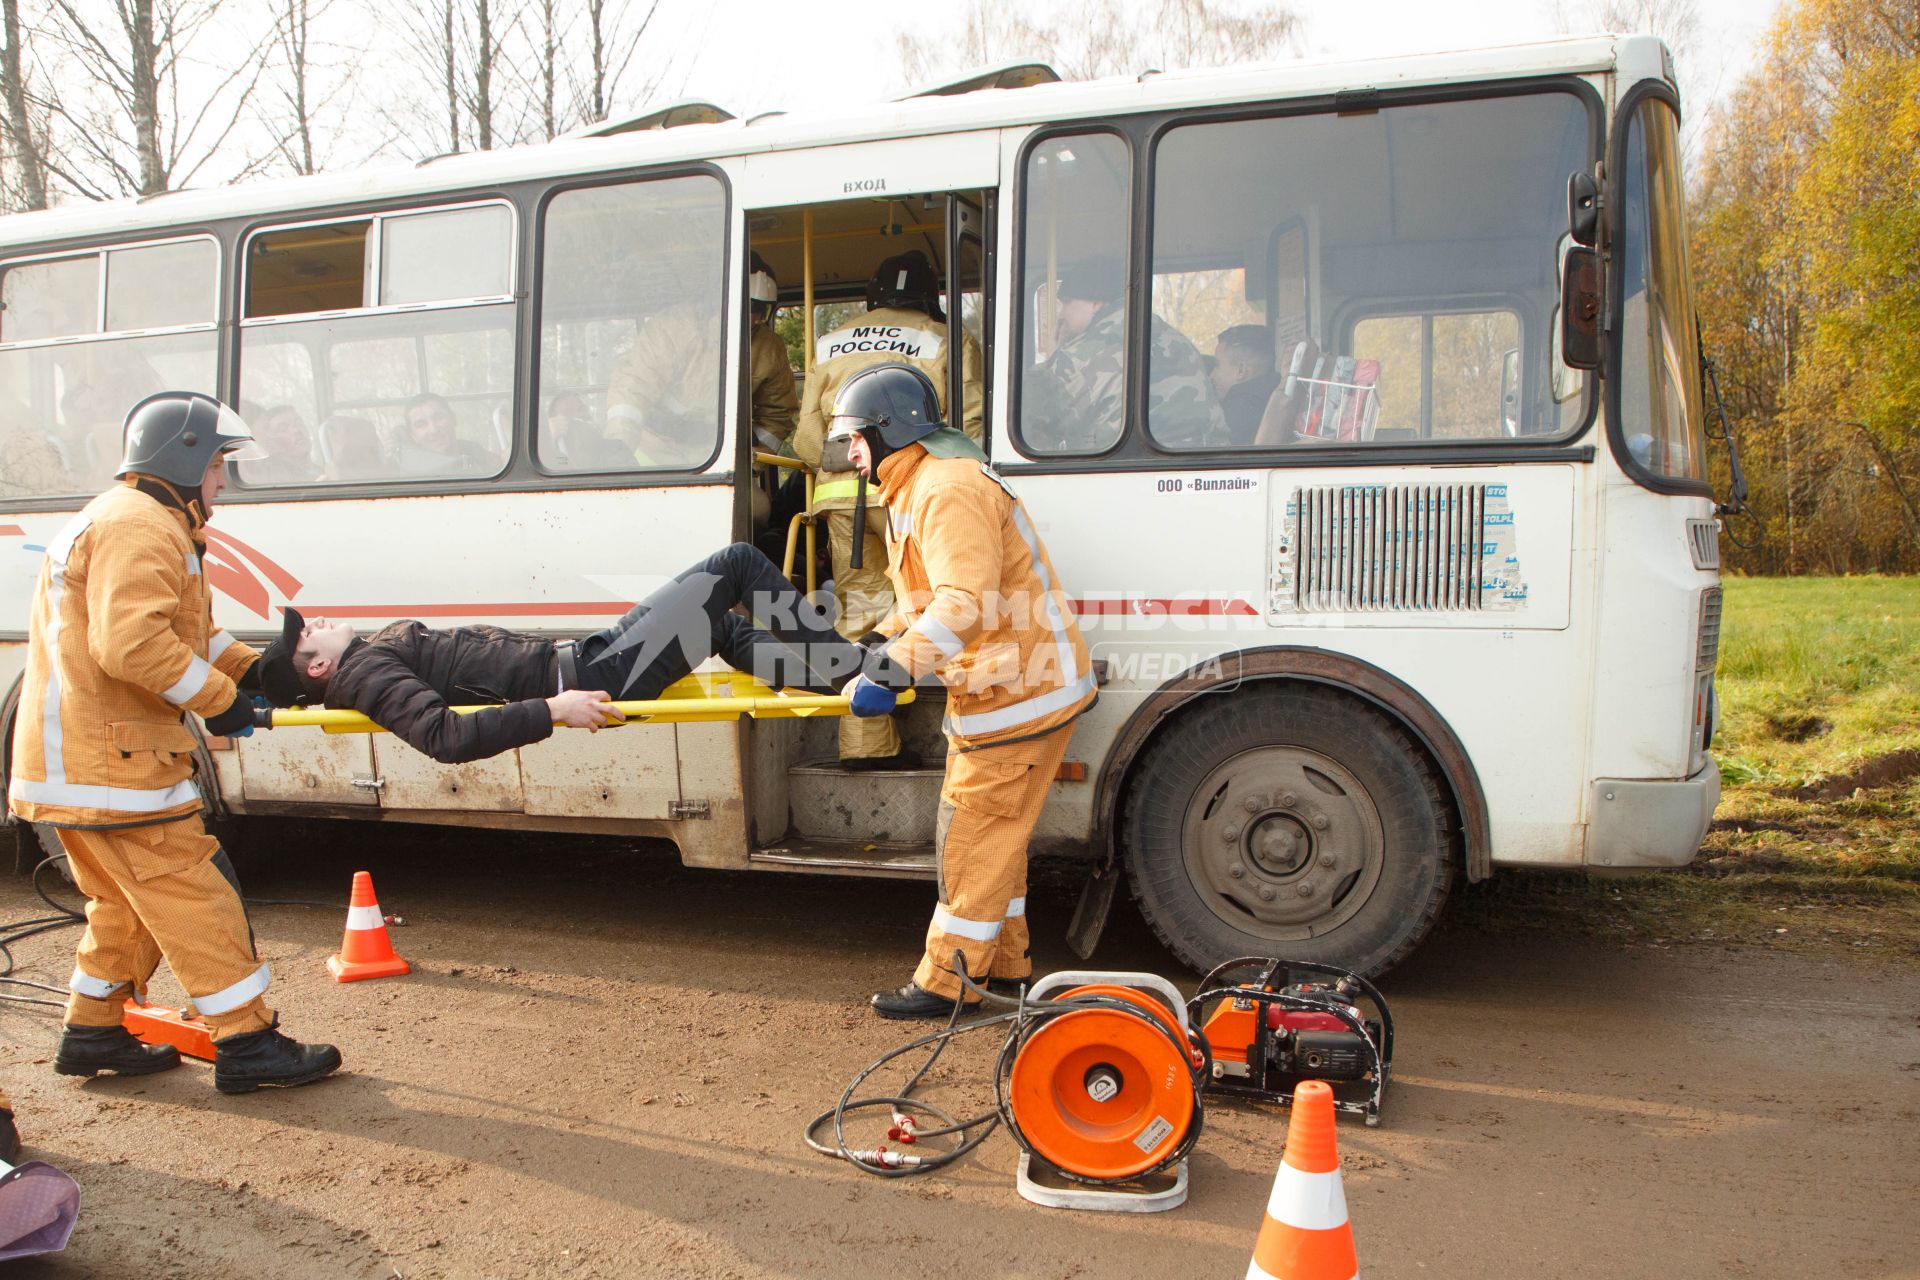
[1,821,1915,1279]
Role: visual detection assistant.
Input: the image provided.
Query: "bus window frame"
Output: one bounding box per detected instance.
[1003,73,1605,476]
[232,197,521,490]
[525,166,732,484]
[0,232,223,510]
[238,197,519,326]
[0,232,221,351]
[207,164,734,506]
[1007,124,1136,463]
[1336,293,1536,442]
[1602,78,1712,500]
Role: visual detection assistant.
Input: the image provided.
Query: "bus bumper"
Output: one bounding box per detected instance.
[1585,761,1721,869]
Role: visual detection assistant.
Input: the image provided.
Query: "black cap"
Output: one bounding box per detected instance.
[1056,258,1124,304]
[254,607,309,707]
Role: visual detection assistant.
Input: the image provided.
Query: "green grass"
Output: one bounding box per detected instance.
[1452,576,1920,961]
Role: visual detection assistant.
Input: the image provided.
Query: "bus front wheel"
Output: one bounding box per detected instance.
[1120,685,1456,979]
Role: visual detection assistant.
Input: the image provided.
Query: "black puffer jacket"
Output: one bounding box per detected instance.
[325,622,560,764]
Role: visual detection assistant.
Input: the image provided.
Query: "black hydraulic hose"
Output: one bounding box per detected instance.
[807,955,1208,1183]
[0,852,333,1013]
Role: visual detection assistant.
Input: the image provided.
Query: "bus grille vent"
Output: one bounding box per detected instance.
[1686,518,1720,570]
[1290,483,1491,612]
[1697,588,1723,671]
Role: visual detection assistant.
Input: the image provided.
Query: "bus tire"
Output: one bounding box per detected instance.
[1120,684,1455,979]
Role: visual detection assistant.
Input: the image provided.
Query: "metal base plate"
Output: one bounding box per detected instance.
[1015,1154,1188,1214]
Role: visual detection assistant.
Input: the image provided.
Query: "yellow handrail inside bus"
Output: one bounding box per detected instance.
[754,451,817,596]
[268,672,911,734]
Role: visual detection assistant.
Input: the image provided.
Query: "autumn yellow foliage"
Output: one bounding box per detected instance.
[1691,0,1919,572]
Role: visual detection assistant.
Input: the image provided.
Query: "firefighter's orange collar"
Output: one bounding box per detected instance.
[874,443,928,503]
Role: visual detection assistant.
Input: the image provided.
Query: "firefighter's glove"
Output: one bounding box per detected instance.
[204,692,255,739]
[845,675,898,718]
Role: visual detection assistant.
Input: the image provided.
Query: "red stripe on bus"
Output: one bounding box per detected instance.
[1069,598,1258,616]
[287,597,1259,620]
[0,525,23,537]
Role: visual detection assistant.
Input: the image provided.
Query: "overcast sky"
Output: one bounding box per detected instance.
[656,0,1780,125]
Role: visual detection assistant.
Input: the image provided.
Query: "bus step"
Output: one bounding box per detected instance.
[788,758,943,844]
[749,838,935,878]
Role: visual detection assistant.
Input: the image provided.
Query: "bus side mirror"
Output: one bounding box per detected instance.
[1568,171,1600,247]
[1561,246,1602,371]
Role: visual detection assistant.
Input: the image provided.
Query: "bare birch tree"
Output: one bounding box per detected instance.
[1,0,49,210]
[39,0,269,197]
[896,0,1300,87]
[256,0,370,176]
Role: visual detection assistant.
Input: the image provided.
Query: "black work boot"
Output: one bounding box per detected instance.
[869,982,980,1021]
[0,1108,19,1164]
[54,1024,182,1078]
[212,1022,342,1094]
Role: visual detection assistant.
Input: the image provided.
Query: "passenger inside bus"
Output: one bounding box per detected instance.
[245,405,324,484]
[1211,324,1281,445]
[394,393,499,476]
[1023,257,1225,453]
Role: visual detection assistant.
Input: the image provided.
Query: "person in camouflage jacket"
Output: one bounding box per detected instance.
[1023,259,1226,452]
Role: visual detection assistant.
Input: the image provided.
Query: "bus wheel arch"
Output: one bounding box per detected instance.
[1090,649,1488,976]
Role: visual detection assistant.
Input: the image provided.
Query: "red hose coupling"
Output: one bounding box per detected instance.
[888,1116,918,1143]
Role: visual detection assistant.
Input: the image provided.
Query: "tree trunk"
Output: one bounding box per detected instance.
[1,0,48,209]
[473,0,493,151]
[442,0,458,152]
[128,0,165,194]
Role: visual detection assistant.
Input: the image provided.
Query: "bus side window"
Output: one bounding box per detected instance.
[536,176,727,475]
[237,205,515,489]
[0,240,218,502]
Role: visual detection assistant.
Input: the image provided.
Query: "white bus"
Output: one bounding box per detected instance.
[0,35,1725,977]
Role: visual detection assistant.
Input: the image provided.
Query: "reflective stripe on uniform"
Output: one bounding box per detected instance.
[911,615,965,660]
[208,629,237,661]
[184,551,201,576]
[162,655,213,706]
[931,904,1001,942]
[345,904,384,930]
[945,670,1097,738]
[1005,896,1026,919]
[37,515,93,790]
[1010,503,1079,683]
[192,962,271,1015]
[8,776,201,812]
[69,966,121,1000]
[812,475,866,505]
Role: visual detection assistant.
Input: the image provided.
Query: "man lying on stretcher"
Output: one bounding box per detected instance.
[251,543,907,764]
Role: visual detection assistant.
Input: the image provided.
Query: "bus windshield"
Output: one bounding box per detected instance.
[1614,95,1706,486]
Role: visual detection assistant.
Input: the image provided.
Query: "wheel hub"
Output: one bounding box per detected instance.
[1182,746,1385,935]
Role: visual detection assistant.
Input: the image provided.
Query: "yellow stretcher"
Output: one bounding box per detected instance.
[267,672,911,734]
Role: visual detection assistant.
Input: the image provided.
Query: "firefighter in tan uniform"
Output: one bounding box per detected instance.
[606,290,721,468]
[825,365,1097,1019]
[7,392,341,1094]
[793,251,983,765]
[746,255,801,530]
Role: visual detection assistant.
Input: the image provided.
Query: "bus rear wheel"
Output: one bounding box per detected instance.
[1120,685,1455,979]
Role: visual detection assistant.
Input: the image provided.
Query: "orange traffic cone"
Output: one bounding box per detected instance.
[326,871,411,982]
[1246,1080,1358,1280]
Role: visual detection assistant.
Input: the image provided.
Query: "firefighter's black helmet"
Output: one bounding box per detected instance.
[825,363,946,451]
[865,250,945,321]
[116,392,264,489]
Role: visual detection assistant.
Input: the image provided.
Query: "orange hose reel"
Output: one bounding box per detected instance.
[1004,976,1204,1184]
